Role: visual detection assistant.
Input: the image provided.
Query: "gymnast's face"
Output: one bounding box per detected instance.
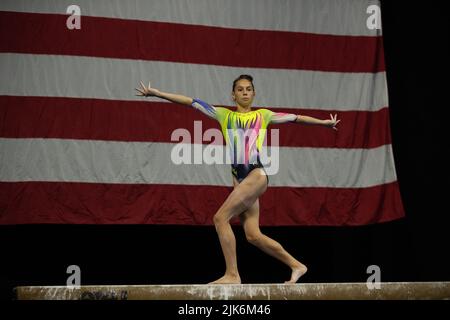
[232,79,255,108]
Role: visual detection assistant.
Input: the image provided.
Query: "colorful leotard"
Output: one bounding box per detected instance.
[191,98,297,184]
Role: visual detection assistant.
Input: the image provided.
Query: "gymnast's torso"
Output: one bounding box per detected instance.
[192,99,297,183]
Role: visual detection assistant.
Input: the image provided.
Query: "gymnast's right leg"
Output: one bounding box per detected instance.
[210,168,268,284]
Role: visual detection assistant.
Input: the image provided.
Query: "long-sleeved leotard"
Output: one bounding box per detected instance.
[192,98,297,183]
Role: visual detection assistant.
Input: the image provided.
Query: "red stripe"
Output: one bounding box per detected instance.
[0,181,404,226]
[0,11,385,73]
[0,96,391,149]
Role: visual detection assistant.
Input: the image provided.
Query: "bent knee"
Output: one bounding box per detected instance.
[213,212,228,226]
[246,232,264,245]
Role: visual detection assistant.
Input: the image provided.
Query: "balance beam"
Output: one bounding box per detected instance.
[14,282,450,300]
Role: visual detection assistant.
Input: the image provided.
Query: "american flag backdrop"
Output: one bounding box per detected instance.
[0,0,404,225]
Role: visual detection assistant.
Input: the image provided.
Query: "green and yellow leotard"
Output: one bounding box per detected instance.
[192,98,297,183]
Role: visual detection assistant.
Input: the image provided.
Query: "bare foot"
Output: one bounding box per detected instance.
[284,264,307,284]
[209,274,241,284]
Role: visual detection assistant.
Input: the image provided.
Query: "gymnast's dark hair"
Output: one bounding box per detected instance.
[232,74,254,91]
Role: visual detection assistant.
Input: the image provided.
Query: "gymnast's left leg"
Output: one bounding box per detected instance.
[240,198,308,283]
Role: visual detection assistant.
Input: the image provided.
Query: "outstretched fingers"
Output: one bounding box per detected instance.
[330,113,338,122]
[329,113,341,130]
[136,80,150,97]
[134,87,145,96]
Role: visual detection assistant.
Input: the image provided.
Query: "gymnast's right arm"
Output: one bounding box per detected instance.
[135,81,217,119]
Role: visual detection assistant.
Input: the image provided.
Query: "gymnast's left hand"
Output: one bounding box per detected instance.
[323,114,341,130]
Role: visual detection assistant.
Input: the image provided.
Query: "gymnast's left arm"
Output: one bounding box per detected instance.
[271,112,341,131]
[296,114,340,130]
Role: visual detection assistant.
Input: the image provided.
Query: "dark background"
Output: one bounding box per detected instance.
[1,1,448,300]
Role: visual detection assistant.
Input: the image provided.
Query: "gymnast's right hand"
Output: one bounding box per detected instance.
[135,81,161,97]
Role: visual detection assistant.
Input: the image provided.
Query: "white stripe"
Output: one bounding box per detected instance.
[0,138,397,188]
[0,53,388,111]
[0,0,382,36]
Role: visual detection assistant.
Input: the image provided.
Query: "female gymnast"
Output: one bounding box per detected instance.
[135,75,340,284]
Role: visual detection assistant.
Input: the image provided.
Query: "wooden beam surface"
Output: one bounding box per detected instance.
[15,282,450,300]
